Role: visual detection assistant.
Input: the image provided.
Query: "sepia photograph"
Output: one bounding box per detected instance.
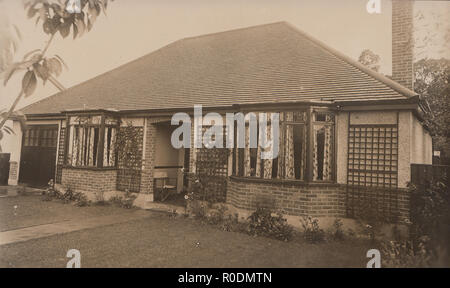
[0,0,449,273]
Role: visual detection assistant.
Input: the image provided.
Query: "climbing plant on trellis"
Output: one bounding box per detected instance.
[195,125,229,202]
[115,123,143,193]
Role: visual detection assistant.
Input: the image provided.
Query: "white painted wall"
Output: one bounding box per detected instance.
[398,111,412,188]
[411,116,432,165]
[2,120,23,185]
[336,111,348,184]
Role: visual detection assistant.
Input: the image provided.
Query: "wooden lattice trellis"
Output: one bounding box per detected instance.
[195,126,229,202]
[116,126,144,193]
[346,124,400,222]
[55,127,66,184]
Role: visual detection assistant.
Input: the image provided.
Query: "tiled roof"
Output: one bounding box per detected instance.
[21,22,416,116]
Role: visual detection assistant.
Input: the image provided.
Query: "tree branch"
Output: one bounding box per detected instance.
[0,89,24,129]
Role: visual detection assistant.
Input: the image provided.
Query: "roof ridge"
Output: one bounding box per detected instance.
[180,21,287,41]
[282,22,418,99]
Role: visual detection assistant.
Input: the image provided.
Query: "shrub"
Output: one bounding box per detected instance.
[300,216,325,243]
[380,238,431,268]
[408,181,450,266]
[247,207,294,241]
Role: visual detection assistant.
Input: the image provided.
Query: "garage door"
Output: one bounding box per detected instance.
[19,125,58,187]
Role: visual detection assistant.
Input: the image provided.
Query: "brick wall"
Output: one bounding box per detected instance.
[227,177,411,222]
[392,0,414,90]
[140,119,157,196]
[227,177,346,218]
[61,167,117,195]
[8,161,18,181]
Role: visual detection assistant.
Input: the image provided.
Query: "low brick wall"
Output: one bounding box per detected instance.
[61,167,117,198]
[227,177,346,218]
[227,177,410,222]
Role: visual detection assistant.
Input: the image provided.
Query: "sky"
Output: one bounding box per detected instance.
[0,0,449,111]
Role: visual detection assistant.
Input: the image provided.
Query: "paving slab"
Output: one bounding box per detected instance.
[0,210,151,246]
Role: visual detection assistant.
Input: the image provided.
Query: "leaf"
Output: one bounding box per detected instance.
[2,125,14,135]
[43,19,56,35]
[33,63,50,82]
[27,7,37,19]
[3,59,36,86]
[75,18,86,38]
[59,21,71,38]
[22,70,37,97]
[22,49,42,61]
[73,23,78,39]
[53,55,69,70]
[45,58,63,77]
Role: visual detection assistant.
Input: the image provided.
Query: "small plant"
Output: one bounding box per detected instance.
[219,213,243,232]
[94,191,109,206]
[247,207,294,241]
[74,192,90,207]
[108,191,136,209]
[122,191,137,209]
[300,216,325,243]
[330,218,345,241]
[42,179,63,201]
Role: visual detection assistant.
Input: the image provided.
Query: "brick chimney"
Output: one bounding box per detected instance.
[392,0,414,90]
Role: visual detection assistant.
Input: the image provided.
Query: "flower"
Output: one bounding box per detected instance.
[184,195,189,200]
[13,205,18,209]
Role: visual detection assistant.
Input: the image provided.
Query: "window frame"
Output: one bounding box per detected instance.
[232,106,337,184]
[63,111,119,169]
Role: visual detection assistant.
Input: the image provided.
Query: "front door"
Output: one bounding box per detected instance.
[19,125,58,187]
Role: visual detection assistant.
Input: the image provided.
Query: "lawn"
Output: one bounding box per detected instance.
[0,194,138,232]
[0,210,374,268]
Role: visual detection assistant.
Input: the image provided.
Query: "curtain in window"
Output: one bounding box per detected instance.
[263,112,273,179]
[313,125,333,181]
[88,127,95,166]
[323,125,332,180]
[313,126,320,181]
[71,127,79,166]
[103,127,116,167]
[284,112,295,179]
[244,124,251,176]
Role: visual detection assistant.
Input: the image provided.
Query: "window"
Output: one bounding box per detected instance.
[283,112,307,180]
[23,126,58,147]
[232,109,335,182]
[66,114,118,168]
[312,112,334,181]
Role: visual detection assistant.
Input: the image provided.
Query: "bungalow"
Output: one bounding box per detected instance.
[6,3,432,224]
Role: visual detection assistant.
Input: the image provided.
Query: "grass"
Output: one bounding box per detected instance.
[0,210,374,268]
[0,194,137,232]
